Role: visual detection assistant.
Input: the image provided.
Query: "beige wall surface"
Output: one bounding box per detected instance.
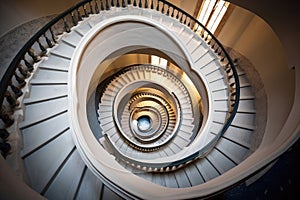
[218,5,295,145]
[0,0,79,37]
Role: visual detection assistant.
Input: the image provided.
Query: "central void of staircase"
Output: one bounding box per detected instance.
[13,2,256,200]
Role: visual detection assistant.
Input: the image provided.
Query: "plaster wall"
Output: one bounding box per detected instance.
[0,0,79,37]
[218,6,295,145]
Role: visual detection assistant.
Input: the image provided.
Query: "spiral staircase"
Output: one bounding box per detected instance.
[0,0,299,199]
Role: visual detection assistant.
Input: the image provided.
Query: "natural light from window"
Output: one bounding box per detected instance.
[151,55,168,67]
[197,0,230,33]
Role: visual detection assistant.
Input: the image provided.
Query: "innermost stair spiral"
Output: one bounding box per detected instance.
[98,65,203,159]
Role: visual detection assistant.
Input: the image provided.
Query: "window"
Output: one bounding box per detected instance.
[197,0,230,33]
[151,55,168,68]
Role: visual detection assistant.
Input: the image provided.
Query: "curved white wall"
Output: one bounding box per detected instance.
[217,5,296,146]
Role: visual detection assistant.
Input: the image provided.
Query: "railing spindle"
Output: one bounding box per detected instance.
[0,142,11,157]
[106,0,110,10]
[0,106,14,127]
[71,12,77,26]
[89,1,94,14]
[0,129,9,139]
[37,39,47,55]
[27,48,40,63]
[14,72,26,87]
[23,59,34,72]
[18,64,29,78]
[9,82,23,98]
[94,0,100,13]
[5,91,18,107]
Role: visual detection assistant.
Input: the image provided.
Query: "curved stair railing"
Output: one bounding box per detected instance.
[0,0,240,174]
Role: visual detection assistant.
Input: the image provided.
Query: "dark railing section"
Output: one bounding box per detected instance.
[0,0,239,163]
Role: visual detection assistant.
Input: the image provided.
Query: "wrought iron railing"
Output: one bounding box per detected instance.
[0,0,239,162]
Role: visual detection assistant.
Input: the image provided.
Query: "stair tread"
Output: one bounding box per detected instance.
[206,149,236,174]
[238,99,256,113]
[44,150,85,199]
[178,28,194,45]
[20,97,68,128]
[102,185,123,200]
[165,173,179,188]
[23,85,67,104]
[74,22,92,36]
[231,113,256,130]
[208,133,249,164]
[30,69,68,84]
[75,167,103,200]
[23,130,74,193]
[61,31,83,47]
[38,54,70,71]
[195,158,219,181]
[50,41,75,59]
[21,112,69,157]
[184,164,205,186]
[210,122,252,148]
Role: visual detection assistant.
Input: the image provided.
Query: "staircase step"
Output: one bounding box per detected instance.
[240,86,255,99]
[50,42,75,59]
[238,74,251,87]
[174,168,191,188]
[102,186,122,200]
[194,51,215,69]
[238,99,256,113]
[211,89,228,101]
[204,68,224,83]
[209,133,249,164]
[195,158,219,181]
[214,100,229,112]
[23,130,75,193]
[61,31,83,48]
[74,22,92,36]
[206,148,236,174]
[75,167,103,200]
[20,97,68,128]
[44,149,85,199]
[21,112,69,157]
[232,113,256,130]
[200,61,222,77]
[184,164,205,186]
[23,85,67,104]
[165,173,179,188]
[30,69,68,85]
[211,122,252,148]
[186,37,202,55]
[178,28,194,45]
[38,55,70,71]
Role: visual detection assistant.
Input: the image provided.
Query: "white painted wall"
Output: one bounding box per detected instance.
[217,5,296,145]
